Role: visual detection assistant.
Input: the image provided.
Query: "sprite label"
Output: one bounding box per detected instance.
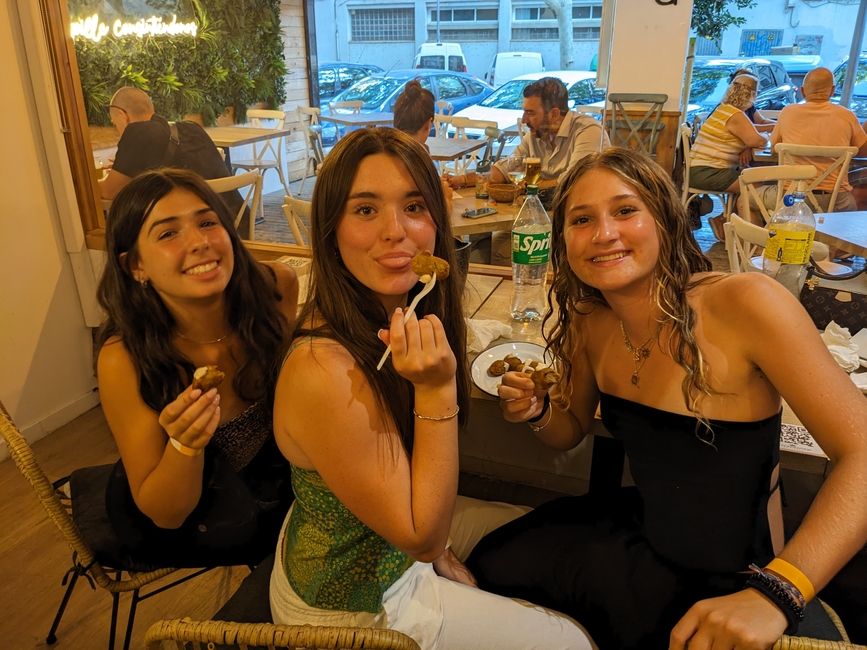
[512,231,551,265]
[763,227,814,265]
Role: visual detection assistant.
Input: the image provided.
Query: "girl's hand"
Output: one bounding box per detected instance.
[381,308,456,389]
[433,547,478,587]
[669,589,787,650]
[157,386,220,451]
[498,371,546,423]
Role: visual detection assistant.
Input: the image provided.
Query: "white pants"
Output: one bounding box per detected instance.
[270,496,595,649]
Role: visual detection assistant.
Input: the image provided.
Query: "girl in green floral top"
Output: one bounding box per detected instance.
[269,128,593,649]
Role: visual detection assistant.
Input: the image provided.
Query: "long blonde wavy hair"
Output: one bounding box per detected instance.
[545,148,717,421]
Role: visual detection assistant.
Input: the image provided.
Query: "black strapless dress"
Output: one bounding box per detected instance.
[467,392,781,650]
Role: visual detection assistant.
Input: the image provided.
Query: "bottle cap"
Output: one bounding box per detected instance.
[526,184,539,195]
[783,194,795,207]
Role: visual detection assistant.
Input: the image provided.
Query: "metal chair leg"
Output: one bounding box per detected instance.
[121,588,141,650]
[46,564,84,644]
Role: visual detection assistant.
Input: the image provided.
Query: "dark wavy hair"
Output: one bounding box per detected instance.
[394,79,435,135]
[95,168,289,413]
[297,127,468,451]
[524,77,569,113]
[546,148,715,418]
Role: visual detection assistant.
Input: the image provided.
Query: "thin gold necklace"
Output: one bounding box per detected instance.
[619,321,657,388]
[176,331,231,345]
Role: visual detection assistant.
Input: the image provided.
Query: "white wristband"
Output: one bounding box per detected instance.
[169,437,204,457]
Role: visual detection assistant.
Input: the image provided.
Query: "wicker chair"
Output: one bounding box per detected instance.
[144,619,420,650]
[0,401,212,650]
[773,599,865,649]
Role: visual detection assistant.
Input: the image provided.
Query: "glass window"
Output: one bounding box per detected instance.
[350,8,414,42]
[418,55,445,69]
[453,9,473,21]
[568,80,594,104]
[466,79,486,95]
[338,76,403,110]
[477,9,497,20]
[448,55,465,72]
[437,75,467,99]
[479,80,532,110]
[754,64,775,91]
[515,8,535,20]
[573,7,591,19]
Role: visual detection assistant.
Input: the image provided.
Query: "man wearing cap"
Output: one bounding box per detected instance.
[770,67,867,212]
[489,76,609,184]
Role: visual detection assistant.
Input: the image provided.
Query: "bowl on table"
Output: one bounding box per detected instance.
[487,183,519,204]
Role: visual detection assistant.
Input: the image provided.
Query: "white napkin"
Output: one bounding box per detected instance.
[821,321,861,372]
[850,372,867,393]
[466,318,512,354]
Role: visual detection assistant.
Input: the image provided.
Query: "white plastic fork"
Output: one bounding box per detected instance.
[376,274,438,371]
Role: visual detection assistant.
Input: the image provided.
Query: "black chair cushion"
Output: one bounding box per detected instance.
[69,464,161,573]
[213,552,275,623]
[797,598,844,641]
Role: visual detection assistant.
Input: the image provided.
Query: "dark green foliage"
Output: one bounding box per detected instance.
[692,0,757,41]
[72,0,287,125]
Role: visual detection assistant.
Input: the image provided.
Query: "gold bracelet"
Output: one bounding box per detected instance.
[169,436,204,457]
[413,405,460,421]
[766,558,815,602]
[528,404,553,432]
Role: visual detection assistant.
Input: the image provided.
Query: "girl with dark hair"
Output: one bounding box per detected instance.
[268,128,592,648]
[393,79,436,146]
[97,168,298,567]
[466,148,867,650]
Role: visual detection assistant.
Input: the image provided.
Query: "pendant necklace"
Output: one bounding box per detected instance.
[619,321,657,387]
[176,331,231,345]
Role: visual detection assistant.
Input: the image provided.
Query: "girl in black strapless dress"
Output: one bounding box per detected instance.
[466,149,867,650]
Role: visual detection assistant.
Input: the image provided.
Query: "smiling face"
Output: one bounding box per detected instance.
[562,167,660,297]
[128,187,234,309]
[336,153,437,313]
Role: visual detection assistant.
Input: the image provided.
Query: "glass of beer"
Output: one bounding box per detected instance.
[524,157,541,186]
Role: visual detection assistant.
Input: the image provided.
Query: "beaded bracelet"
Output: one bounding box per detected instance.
[527,393,552,432]
[413,405,460,421]
[745,563,805,635]
[169,436,204,457]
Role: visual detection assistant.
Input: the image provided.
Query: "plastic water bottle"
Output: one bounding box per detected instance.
[510,185,551,321]
[762,181,815,296]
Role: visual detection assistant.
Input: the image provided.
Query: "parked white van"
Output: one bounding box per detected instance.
[485,52,544,87]
[414,42,467,73]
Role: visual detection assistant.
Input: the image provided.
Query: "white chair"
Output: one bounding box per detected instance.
[737,164,818,225]
[281,196,311,247]
[328,100,362,114]
[206,171,263,240]
[774,143,858,213]
[296,107,325,197]
[436,100,454,116]
[231,109,291,204]
[433,114,454,140]
[680,125,733,235]
[723,212,769,273]
[449,116,499,174]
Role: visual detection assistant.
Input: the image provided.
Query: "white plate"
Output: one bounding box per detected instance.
[471,341,548,397]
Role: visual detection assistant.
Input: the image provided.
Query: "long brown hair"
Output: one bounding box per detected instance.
[393,79,435,135]
[96,168,288,412]
[296,127,468,451]
[546,148,714,417]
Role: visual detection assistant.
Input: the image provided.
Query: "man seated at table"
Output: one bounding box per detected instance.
[488,77,609,185]
[770,67,867,212]
[99,87,244,225]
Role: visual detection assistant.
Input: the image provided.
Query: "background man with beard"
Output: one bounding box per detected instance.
[490,77,609,184]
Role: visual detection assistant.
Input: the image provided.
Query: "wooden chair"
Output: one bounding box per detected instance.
[774,143,858,213]
[433,114,454,140]
[282,196,311,247]
[738,164,818,226]
[144,619,420,649]
[206,171,263,240]
[723,212,768,273]
[680,125,733,235]
[232,109,291,196]
[605,92,668,159]
[328,100,363,114]
[297,107,325,197]
[0,401,212,650]
[449,116,500,174]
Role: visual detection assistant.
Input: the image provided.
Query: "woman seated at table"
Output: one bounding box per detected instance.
[690,74,768,238]
[466,148,867,650]
[717,67,777,133]
[269,128,592,649]
[97,168,299,568]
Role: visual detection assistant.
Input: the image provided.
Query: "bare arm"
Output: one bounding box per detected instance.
[274,311,459,562]
[98,169,131,200]
[726,111,768,149]
[97,340,220,528]
[261,261,299,326]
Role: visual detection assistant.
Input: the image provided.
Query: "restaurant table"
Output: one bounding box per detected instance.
[318,111,394,129]
[815,211,867,258]
[450,187,520,237]
[205,125,296,169]
[426,136,487,162]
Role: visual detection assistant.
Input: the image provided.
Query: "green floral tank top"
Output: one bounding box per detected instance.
[282,466,414,613]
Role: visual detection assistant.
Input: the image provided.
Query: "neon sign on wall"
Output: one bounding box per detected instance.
[70,14,198,42]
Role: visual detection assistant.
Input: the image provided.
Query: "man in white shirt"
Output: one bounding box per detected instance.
[490,77,609,183]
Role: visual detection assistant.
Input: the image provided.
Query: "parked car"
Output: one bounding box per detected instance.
[414,42,467,73]
[762,54,822,87]
[317,62,384,103]
[832,54,867,119]
[321,69,493,144]
[450,70,604,138]
[485,52,544,87]
[688,56,797,119]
